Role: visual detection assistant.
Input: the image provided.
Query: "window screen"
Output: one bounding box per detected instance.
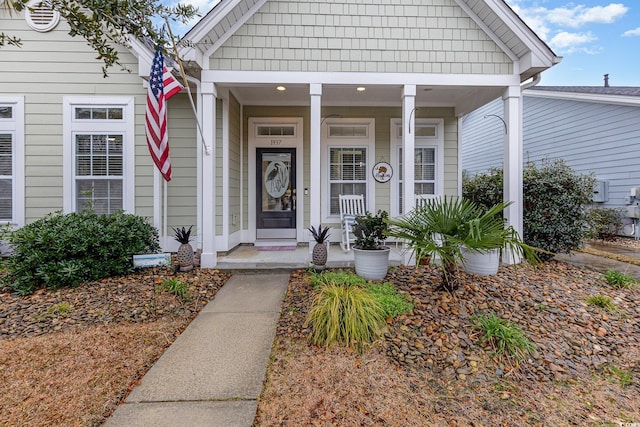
[398,146,436,214]
[75,134,123,214]
[329,147,367,215]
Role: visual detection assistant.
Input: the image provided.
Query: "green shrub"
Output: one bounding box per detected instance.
[309,269,366,290]
[586,207,624,240]
[158,278,190,300]
[472,312,535,362]
[3,210,160,295]
[462,168,504,212]
[462,160,595,260]
[524,160,595,259]
[366,282,413,318]
[602,269,638,288]
[306,283,386,351]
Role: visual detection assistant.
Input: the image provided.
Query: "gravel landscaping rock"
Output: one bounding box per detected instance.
[280,262,640,385]
[0,267,230,340]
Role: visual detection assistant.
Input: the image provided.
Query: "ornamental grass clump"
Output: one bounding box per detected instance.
[472,312,536,363]
[158,277,190,301]
[586,294,617,312]
[306,283,386,352]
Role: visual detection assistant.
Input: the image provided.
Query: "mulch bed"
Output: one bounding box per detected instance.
[0,267,231,427]
[0,267,230,340]
[279,261,640,384]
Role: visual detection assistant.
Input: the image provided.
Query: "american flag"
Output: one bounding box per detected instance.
[145,46,183,182]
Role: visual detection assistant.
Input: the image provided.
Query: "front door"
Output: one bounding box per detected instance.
[256,148,296,239]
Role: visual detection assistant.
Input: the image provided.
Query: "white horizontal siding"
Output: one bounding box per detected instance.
[462,94,640,209]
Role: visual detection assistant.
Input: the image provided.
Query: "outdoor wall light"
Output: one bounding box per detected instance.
[276,86,286,91]
[356,87,366,92]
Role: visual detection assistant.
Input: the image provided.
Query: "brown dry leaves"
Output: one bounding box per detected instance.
[257,336,640,427]
[0,320,182,427]
[0,267,229,426]
[256,266,640,427]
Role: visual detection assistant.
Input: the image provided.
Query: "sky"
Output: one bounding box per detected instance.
[168,0,639,87]
[506,1,639,86]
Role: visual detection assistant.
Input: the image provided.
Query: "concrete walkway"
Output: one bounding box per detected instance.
[555,242,640,280]
[104,272,290,427]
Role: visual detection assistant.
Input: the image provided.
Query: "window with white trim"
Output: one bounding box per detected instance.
[398,146,436,215]
[0,133,13,221]
[321,119,375,220]
[0,98,24,225]
[75,134,123,214]
[328,146,367,215]
[64,98,134,214]
[390,120,444,217]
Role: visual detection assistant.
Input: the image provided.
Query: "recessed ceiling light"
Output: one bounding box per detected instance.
[356,87,366,92]
[276,86,286,91]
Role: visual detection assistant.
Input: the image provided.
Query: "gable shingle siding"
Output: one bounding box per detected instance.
[209,0,513,74]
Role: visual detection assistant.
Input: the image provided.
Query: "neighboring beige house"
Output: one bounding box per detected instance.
[0,0,560,267]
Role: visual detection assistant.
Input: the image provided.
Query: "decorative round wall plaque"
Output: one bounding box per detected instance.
[372,161,393,183]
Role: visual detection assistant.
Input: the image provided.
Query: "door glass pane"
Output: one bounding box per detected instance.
[262,152,292,212]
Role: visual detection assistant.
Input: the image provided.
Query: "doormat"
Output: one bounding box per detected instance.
[256,246,298,251]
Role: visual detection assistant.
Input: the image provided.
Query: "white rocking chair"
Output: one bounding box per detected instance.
[339,194,365,252]
[414,193,440,209]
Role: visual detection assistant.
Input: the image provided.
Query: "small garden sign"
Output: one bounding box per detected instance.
[133,253,172,269]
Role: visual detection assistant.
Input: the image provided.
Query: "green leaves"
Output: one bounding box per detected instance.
[472,312,535,363]
[386,196,541,291]
[353,210,389,250]
[463,160,596,260]
[306,283,386,352]
[2,210,160,294]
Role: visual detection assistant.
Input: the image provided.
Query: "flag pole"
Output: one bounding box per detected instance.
[164,179,168,250]
[164,17,210,156]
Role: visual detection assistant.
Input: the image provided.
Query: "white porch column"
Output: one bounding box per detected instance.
[200,82,217,268]
[503,85,523,264]
[402,85,416,266]
[309,84,322,251]
[402,85,416,215]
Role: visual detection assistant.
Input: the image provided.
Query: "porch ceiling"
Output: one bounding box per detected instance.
[226,83,505,115]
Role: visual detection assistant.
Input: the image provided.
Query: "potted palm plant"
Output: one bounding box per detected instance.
[352,210,391,280]
[386,197,541,292]
[173,226,194,272]
[308,224,331,271]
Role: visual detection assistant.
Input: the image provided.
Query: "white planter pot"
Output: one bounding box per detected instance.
[353,246,391,280]
[461,247,500,276]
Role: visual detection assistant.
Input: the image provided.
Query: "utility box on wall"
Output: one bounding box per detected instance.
[592,180,609,203]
